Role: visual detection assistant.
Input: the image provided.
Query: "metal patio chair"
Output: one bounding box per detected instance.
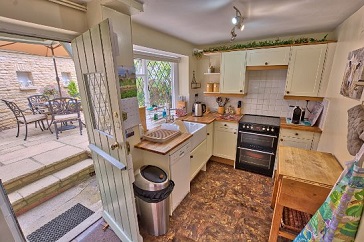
[48,97,82,139]
[27,94,50,115]
[1,99,51,141]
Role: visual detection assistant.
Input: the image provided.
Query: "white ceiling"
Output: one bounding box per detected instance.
[131,0,364,46]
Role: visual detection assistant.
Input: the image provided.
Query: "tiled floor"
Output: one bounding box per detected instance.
[76,161,275,242]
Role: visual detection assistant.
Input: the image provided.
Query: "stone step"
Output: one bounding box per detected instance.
[8,158,95,215]
[2,145,90,193]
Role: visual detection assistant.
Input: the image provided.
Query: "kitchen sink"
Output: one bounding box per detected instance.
[183,121,207,150]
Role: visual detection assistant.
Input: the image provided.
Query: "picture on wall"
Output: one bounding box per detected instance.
[118,66,137,99]
[340,46,364,100]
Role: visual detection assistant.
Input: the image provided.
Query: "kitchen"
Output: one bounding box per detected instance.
[1,0,364,241]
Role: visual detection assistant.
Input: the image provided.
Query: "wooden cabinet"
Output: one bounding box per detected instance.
[247,47,290,66]
[285,44,327,97]
[190,139,208,181]
[220,51,247,94]
[279,128,321,150]
[213,121,238,160]
[206,123,213,158]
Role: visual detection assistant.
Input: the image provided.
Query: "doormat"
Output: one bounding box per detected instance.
[27,203,94,242]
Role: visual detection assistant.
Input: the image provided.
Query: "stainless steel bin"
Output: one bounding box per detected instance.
[133,165,174,236]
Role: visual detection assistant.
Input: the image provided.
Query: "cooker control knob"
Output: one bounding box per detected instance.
[262,127,266,131]
[250,126,254,129]
[242,125,246,128]
[271,128,275,132]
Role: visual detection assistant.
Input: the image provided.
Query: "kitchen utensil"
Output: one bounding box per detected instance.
[237,101,242,108]
[193,102,206,117]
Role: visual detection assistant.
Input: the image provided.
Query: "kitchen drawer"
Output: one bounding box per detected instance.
[214,121,238,132]
[280,129,315,140]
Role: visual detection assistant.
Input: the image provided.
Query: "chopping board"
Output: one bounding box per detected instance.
[177,101,186,109]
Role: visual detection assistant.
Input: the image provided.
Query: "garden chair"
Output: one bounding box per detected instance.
[27,94,50,115]
[48,97,82,139]
[1,99,51,141]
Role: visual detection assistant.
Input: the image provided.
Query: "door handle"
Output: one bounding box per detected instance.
[110,142,119,150]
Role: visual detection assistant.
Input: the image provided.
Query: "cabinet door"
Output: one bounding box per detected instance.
[285,44,327,97]
[247,47,290,66]
[220,51,247,93]
[206,123,213,158]
[190,139,208,181]
[213,122,238,160]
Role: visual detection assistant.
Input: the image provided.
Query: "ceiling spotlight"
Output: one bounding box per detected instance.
[230,6,245,41]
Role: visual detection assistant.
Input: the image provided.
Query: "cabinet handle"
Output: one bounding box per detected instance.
[234,132,236,134]
[239,90,243,93]
[207,133,210,135]
[224,124,227,126]
[295,133,299,136]
[190,155,193,158]
[265,62,268,65]
[280,138,283,141]
[286,91,290,94]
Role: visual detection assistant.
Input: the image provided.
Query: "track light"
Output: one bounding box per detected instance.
[230,6,245,41]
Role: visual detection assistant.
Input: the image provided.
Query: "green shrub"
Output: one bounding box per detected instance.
[67,80,80,98]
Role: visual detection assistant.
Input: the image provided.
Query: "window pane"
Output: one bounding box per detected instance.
[61,72,71,86]
[147,61,172,106]
[134,59,143,75]
[136,76,145,107]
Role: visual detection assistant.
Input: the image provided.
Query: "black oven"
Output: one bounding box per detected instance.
[235,115,280,177]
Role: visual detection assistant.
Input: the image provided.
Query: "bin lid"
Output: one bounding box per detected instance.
[134,165,169,191]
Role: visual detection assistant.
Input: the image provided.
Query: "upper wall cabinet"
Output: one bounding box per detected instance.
[247,47,291,67]
[285,44,327,97]
[220,51,247,94]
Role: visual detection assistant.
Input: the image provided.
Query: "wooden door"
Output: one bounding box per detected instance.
[71,19,141,242]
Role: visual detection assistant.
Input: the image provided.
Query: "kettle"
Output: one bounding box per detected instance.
[193,102,206,117]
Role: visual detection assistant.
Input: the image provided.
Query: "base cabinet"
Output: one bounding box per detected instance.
[190,139,208,181]
[213,122,238,160]
[206,123,213,158]
[279,129,321,150]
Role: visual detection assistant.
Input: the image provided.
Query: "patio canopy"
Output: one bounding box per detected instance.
[0,40,69,57]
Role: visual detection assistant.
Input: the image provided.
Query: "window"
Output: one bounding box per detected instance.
[61,72,71,87]
[16,71,33,87]
[134,58,178,108]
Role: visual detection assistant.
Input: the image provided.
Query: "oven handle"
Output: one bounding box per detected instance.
[238,147,275,156]
[239,131,277,138]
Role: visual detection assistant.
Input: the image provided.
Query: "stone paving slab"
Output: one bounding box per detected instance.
[53,159,93,181]
[16,175,60,199]
[33,145,85,166]
[0,141,65,165]
[0,158,43,183]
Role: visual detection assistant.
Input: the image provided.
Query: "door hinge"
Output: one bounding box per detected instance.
[126,141,131,155]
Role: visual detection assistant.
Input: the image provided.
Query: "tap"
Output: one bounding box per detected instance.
[166,107,176,123]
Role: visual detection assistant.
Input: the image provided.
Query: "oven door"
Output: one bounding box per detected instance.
[238,131,277,148]
[235,146,275,176]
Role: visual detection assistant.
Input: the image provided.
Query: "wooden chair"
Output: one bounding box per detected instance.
[48,97,82,139]
[1,99,51,140]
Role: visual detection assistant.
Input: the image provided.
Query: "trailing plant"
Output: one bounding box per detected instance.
[67,80,80,98]
[193,34,328,58]
[41,85,59,97]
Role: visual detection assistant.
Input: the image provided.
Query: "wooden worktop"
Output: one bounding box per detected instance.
[134,133,192,155]
[181,112,242,124]
[280,117,322,133]
[278,146,343,188]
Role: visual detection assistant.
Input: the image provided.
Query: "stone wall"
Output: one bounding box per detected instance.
[0,50,77,130]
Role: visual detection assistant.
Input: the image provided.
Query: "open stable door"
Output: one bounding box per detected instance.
[72,19,141,242]
[0,180,26,242]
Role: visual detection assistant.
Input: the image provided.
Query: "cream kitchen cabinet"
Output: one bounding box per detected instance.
[285,44,327,97]
[247,46,291,66]
[213,121,238,160]
[190,139,208,181]
[206,122,213,158]
[279,129,321,150]
[220,51,248,94]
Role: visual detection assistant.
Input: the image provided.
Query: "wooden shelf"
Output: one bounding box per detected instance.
[203,92,246,97]
[284,95,324,101]
[203,72,220,75]
[246,65,288,71]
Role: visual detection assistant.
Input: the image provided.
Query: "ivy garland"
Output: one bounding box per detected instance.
[193,34,328,58]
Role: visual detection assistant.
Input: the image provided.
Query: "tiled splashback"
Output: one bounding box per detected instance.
[203,69,319,118]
